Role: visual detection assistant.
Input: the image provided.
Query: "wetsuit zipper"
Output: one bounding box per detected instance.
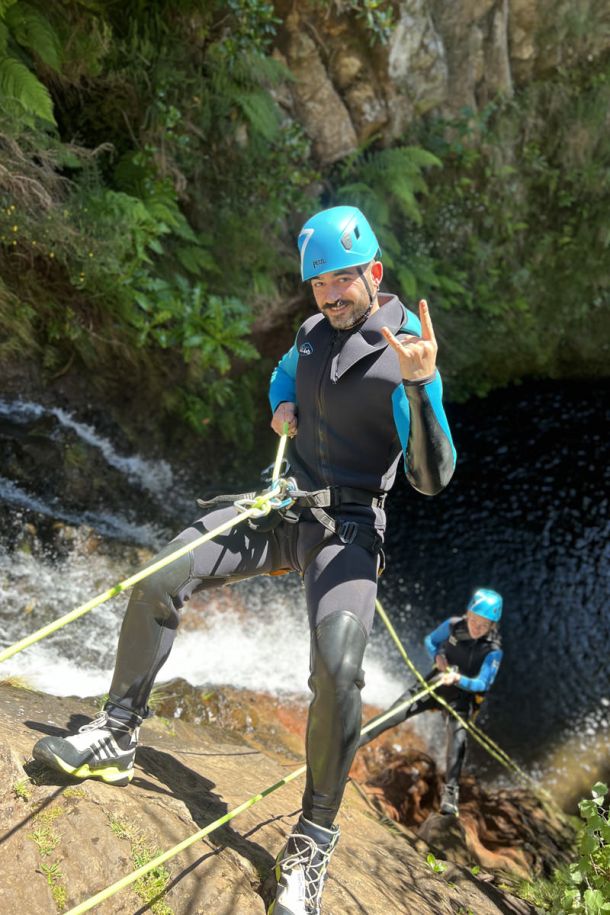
[316,330,338,484]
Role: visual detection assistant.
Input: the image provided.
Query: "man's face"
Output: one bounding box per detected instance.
[310,262,381,330]
[466,611,494,639]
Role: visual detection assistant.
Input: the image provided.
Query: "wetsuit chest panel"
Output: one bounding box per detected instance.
[444,618,501,679]
[293,316,402,490]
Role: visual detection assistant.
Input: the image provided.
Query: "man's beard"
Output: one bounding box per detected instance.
[322,296,370,329]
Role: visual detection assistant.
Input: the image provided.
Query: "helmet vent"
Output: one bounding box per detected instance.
[341,231,352,251]
[354,226,361,239]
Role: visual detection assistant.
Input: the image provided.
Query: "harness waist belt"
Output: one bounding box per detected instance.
[286,484,386,510]
[198,484,386,511]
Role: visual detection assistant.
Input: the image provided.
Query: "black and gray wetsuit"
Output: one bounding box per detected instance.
[107,294,456,826]
[359,616,503,788]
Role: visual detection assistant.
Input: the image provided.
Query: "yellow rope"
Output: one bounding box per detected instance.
[65,684,432,914]
[271,422,290,482]
[374,598,549,796]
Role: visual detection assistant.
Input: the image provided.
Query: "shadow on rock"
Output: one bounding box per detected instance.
[136,744,276,879]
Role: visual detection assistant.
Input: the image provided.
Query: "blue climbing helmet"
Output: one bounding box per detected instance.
[298,205,381,281]
[467,588,503,622]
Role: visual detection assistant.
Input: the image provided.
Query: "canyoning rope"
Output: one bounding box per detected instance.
[64,685,433,915]
[0,432,293,666]
[374,598,550,798]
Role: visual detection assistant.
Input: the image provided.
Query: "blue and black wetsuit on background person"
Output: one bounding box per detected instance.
[359,616,503,789]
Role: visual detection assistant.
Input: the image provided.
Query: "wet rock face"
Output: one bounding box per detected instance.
[0,684,543,915]
[273,1,610,163]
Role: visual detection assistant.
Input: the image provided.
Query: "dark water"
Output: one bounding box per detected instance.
[381,379,610,772]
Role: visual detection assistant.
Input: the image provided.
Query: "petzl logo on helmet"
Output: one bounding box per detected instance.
[312,257,326,268]
[299,342,313,356]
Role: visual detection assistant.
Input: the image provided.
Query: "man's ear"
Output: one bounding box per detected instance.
[371,260,383,287]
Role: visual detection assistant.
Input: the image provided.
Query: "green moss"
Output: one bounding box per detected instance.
[13,778,31,801]
[29,805,69,912]
[40,862,67,912]
[30,806,64,856]
[108,816,174,915]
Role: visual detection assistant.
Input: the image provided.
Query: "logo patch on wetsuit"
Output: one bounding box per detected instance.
[299,342,314,356]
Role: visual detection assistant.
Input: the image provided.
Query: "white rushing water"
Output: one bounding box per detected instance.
[0,476,164,547]
[0,399,173,494]
[0,546,405,708]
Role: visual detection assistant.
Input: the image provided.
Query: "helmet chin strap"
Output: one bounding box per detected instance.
[340,264,374,330]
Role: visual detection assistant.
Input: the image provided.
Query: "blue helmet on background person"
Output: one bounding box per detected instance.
[298,205,381,281]
[467,588,503,622]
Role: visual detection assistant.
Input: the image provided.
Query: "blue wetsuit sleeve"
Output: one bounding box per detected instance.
[457,650,503,692]
[424,619,452,660]
[269,344,299,412]
[391,370,457,495]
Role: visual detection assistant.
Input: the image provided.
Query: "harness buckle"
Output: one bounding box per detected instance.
[328,485,341,507]
[338,521,358,544]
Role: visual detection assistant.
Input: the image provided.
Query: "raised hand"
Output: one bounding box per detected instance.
[381,299,437,382]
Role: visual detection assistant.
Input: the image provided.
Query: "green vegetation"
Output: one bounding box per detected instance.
[1,1,608,453]
[62,786,86,800]
[13,776,31,800]
[307,0,395,44]
[30,805,63,856]
[0,0,311,446]
[40,861,68,911]
[109,815,174,914]
[426,851,447,874]
[29,805,68,911]
[510,783,609,913]
[329,53,610,398]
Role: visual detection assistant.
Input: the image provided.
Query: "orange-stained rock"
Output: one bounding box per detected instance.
[352,743,574,880]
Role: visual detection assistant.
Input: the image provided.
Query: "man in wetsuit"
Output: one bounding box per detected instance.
[359,588,503,817]
[32,206,456,915]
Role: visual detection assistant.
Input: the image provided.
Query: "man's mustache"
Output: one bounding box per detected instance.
[323,299,352,310]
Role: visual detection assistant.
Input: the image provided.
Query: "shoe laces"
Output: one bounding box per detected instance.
[281,832,337,910]
[78,712,131,735]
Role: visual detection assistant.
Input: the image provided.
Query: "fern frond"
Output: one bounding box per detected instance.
[236,89,280,140]
[6,2,62,71]
[175,244,216,275]
[400,146,442,169]
[232,50,290,87]
[0,55,55,123]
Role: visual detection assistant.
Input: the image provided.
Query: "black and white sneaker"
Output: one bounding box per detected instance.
[440,783,460,816]
[268,816,339,915]
[32,710,139,786]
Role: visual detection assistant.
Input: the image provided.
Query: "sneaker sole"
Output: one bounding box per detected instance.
[32,742,134,787]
